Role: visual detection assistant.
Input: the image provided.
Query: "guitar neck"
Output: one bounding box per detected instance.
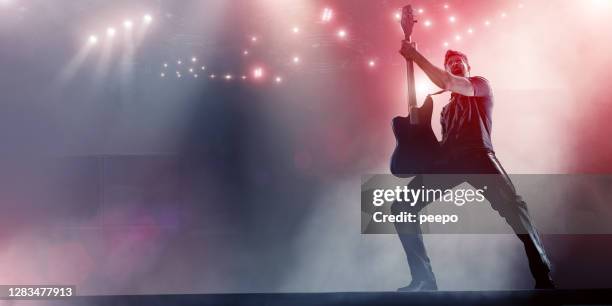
[405,37,418,123]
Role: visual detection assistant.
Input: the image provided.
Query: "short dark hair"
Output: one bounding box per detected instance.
[444,49,469,67]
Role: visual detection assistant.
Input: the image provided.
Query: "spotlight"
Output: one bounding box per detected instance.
[418,8,424,14]
[253,67,264,79]
[106,27,116,37]
[292,56,300,64]
[443,4,449,9]
[243,50,249,55]
[160,72,165,77]
[177,60,182,65]
[337,29,347,39]
[467,28,474,34]
[484,20,491,26]
[424,20,432,27]
[88,35,98,45]
[189,68,194,73]
[274,76,283,83]
[123,20,133,29]
[143,14,153,24]
[501,12,507,18]
[455,35,461,41]
[321,7,333,22]
[201,66,206,70]
[449,16,456,23]
[225,74,232,80]
[210,74,216,79]
[191,57,197,62]
[292,26,300,34]
[443,41,449,47]
[394,12,401,21]
[241,75,247,80]
[163,63,168,68]
[368,60,376,68]
[251,36,258,42]
[194,74,198,78]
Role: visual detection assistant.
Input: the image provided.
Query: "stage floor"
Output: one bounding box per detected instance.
[22,289,612,306]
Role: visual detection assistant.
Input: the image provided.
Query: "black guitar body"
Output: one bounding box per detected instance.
[390,97,440,177]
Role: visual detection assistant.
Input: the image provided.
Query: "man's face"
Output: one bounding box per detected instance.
[445,55,469,77]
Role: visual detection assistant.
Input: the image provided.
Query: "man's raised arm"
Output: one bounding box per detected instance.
[399,40,476,97]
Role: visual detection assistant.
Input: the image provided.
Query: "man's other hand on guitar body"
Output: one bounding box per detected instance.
[399,40,480,97]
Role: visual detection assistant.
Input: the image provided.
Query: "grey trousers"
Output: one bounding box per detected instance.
[391,151,552,282]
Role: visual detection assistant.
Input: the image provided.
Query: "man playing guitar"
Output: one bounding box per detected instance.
[391,40,556,291]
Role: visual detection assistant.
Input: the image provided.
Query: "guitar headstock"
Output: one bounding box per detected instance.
[400,5,417,40]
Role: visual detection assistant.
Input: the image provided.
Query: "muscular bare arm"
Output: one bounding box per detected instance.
[400,41,475,96]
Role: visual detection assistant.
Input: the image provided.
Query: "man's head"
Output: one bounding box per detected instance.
[444,49,470,77]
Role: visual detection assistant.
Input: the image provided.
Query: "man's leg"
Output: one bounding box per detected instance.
[468,153,554,288]
[391,175,460,291]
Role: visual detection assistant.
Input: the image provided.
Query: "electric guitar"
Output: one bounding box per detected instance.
[390,5,440,177]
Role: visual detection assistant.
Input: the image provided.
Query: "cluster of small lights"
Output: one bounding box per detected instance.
[86,13,153,45]
[80,3,529,87]
[159,57,285,84]
[393,2,527,48]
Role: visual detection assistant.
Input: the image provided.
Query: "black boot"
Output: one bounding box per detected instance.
[397,279,438,292]
[534,274,556,290]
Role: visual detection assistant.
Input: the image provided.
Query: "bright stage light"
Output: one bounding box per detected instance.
[484,20,491,26]
[443,41,449,47]
[292,56,300,64]
[418,8,424,14]
[201,66,206,70]
[189,68,194,73]
[194,74,198,78]
[394,12,401,21]
[88,35,98,45]
[106,27,116,37]
[225,74,232,80]
[501,12,507,18]
[455,35,462,41]
[123,20,133,29]
[191,57,197,62]
[177,60,182,65]
[368,60,376,68]
[163,63,168,68]
[241,75,247,80]
[424,20,432,27]
[467,28,473,34]
[253,67,264,79]
[337,29,347,39]
[292,26,300,34]
[274,76,282,83]
[251,36,258,42]
[160,72,165,77]
[321,7,333,22]
[416,80,432,97]
[243,50,249,55]
[449,16,456,23]
[210,74,216,79]
[444,4,449,9]
[143,14,153,24]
